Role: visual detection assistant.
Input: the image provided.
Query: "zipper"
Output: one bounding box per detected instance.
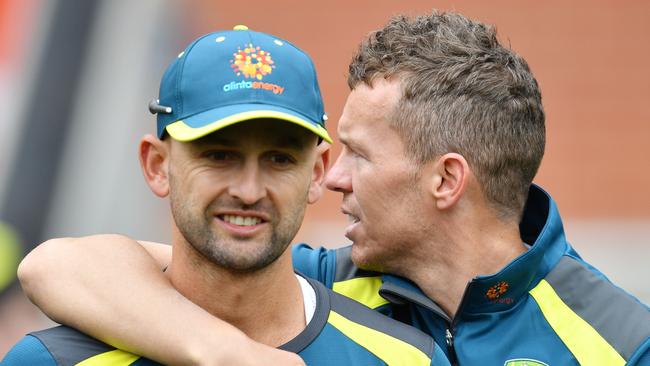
[446,282,473,366]
[445,328,457,365]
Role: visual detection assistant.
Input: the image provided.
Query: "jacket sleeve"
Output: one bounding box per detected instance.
[627,337,650,365]
[2,335,58,366]
[431,341,452,366]
[291,243,338,288]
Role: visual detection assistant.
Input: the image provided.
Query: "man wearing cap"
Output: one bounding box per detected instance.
[16,11,650,366]
[2,27,450,366]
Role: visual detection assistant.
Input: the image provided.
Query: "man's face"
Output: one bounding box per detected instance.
[325,79,430,272]
[167,119,320,272]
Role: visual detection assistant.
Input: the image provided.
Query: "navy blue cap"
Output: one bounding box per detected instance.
[150,25,331,143]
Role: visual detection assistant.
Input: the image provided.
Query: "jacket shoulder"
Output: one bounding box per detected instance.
[2,334,57,366]
[28,326,143,366]
[325,283,448,365]
[530,255,650,364]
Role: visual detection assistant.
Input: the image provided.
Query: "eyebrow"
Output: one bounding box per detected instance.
[337,130,353,148]
[337,134,348,145]
[193,135,309,150]
[338,133,365,155]
[193,137,238,147]
[274,135,309,150]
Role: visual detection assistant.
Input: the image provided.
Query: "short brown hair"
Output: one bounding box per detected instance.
[348,11,545,220]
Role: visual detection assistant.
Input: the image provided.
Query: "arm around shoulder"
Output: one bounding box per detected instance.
[18,234,171,324]
[16,235,306,366]
[1,335,57,366]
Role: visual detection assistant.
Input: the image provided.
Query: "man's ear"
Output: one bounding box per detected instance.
[307,141,331,204]
[139,134,170,198]
[429,153,469,210]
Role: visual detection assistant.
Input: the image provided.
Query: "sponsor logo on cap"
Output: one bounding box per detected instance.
[230,43,274,80]
[224,43,284,95]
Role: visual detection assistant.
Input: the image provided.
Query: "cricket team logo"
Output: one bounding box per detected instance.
[486,281,509,300]
[223,43,284,94]
[230,44,275,80]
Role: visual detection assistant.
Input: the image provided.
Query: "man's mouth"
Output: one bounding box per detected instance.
[346,214,360,224]
[218,214,264,227]
[342,210,361,240]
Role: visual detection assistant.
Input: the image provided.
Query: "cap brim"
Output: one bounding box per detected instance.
[165,104,332,143]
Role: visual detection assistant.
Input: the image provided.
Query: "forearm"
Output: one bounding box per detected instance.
[17,235,266,365]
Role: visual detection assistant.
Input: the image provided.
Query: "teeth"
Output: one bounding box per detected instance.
[223,215,261,226]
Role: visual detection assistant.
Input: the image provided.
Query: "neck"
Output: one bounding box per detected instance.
[404,208,526,319]
[167,235,305,347]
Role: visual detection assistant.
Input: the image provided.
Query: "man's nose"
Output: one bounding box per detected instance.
[324,152,352,193]
[228,163,266,205]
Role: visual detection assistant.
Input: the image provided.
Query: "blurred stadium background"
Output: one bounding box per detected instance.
[1,0,648,357]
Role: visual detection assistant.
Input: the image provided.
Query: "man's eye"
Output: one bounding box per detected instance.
[343,146,362,160]
[205,151,234,161]
[269,154,294,165]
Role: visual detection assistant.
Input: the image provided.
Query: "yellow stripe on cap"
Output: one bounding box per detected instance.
[333,276,389,309]
[327,310,431,366]
[529,279,625,366]
[166,110,332,143]
[75,349,139,366]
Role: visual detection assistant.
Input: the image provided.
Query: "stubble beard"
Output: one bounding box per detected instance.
[169,184,307,273]
[352,169,425,277]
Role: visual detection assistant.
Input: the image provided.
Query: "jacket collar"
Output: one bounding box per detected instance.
[376,184,570,316]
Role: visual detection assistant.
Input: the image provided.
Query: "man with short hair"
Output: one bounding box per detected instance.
[17,11,650,366]
[2,26,449,366]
